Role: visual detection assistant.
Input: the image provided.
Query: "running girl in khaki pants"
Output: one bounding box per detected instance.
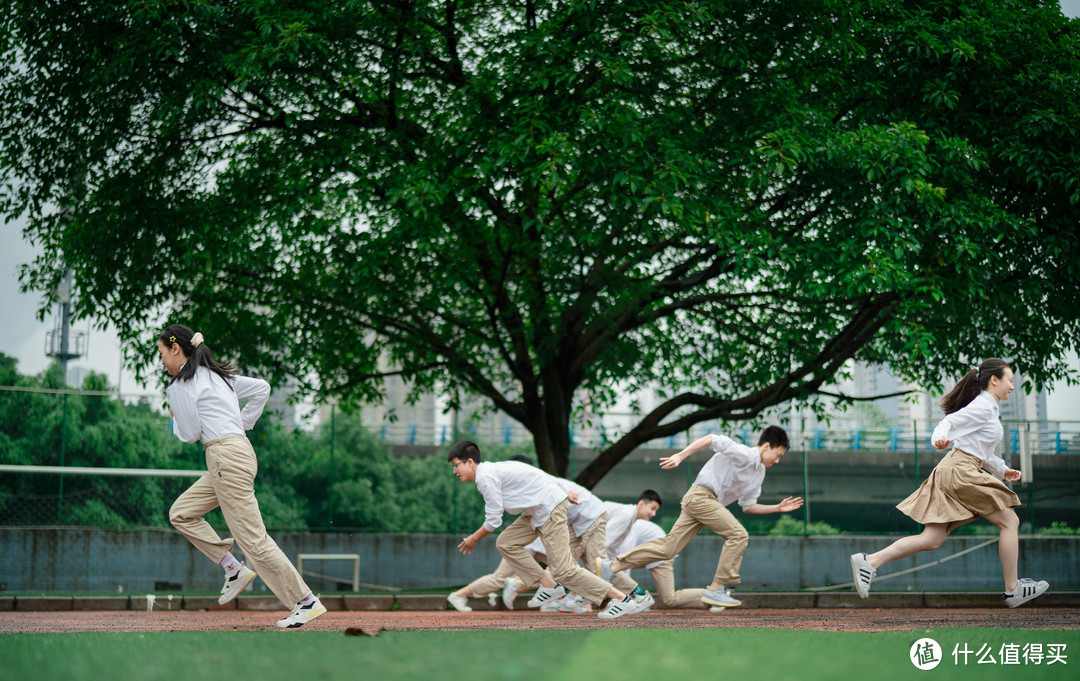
[158,324,325,629]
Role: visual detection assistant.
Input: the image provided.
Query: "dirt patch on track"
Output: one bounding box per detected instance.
[2,608,1078,634]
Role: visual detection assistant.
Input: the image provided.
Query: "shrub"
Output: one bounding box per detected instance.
[768,514,840,536]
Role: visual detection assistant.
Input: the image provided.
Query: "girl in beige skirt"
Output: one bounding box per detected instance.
[849,358,1048,608]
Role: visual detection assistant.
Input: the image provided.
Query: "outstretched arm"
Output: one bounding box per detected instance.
[659,434,715,469]
[743,497,805,514]
[458,526,492,555]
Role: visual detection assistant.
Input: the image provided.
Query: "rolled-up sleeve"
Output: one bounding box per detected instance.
[981,454,1009,479]
[475,473,504,532]
[738,485,762,511]
[712,434,757,465]
[233,375,271,431]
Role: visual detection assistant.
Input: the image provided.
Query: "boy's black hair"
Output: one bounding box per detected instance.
[447,440,481,463]
[757,425,790,450]
[638,489,662,507]
[509,454,533,465]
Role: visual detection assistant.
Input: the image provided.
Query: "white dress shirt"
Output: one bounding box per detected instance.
[619,519,666,570]
[166,365,270,444]
[474,461,568,532]
[552,478,606,536]
[603,501,638,558]
[692,434,766,510]
[931,390,1009,479]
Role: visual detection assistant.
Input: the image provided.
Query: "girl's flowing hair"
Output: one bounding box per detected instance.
[159,324,237,388]
[939,358,1010,415]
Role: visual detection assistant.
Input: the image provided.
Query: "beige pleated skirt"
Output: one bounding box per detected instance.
[896,448,1020,531]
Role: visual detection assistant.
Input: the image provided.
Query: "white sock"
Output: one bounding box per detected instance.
[219,553,240,577]
[299,593,316,606]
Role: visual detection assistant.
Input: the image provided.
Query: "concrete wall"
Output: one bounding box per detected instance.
[2,527,1076,594]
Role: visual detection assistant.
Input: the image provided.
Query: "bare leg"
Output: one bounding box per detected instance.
[983,508,1020,593]
[867,523,949,569]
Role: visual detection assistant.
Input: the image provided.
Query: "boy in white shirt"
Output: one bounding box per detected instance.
[602,491,663,564]
[498,485,645,614]
[449,440,639,619]
[598,426,802,608]
[446,457,607,613]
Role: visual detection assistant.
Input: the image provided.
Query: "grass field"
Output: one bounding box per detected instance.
[1,627,1076,681]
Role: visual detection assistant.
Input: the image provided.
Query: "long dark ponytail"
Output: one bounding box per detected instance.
[159,324,237,388]
[939,358,1011,415]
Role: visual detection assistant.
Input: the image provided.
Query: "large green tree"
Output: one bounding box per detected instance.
[2,1,1078,486]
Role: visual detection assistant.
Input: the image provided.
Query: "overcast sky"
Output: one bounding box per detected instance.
[2,3,1079,422]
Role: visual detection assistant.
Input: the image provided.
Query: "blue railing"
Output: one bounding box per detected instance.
[371,418,1080,455]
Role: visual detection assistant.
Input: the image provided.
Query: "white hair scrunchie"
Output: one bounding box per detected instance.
[191,332,205,348]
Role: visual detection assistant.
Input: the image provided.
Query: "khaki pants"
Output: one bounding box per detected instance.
[569,515,608,570]
[616,484,748,586]
[496,500,613,605]
[466,558,540,596]
[651,560,708,609]
[610,561,707,609]
[169,435,311,608]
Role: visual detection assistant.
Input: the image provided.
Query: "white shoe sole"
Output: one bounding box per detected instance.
[502,578,517,610]
[527,587,565,608]
[850,553,872,599]
[700,593,741,608]
[1005,582,1049,608]
[276,604,327,629]
[446,596,472,613]
[218,569,257,605]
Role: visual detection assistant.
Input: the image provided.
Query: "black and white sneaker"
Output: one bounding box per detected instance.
[218,563,257,605]
[597,596,637,619]
[526,584,565,608]
[276,597,327,628]
[850,553,875,599]
[1004,578,1049,608]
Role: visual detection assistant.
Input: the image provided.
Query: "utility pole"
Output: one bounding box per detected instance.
[45,269,86,521]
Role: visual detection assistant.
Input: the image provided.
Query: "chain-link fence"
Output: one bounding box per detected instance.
[2,435,1077,536]
[2,379,1078,536]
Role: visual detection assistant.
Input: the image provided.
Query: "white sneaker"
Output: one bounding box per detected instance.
[1004,578,1049,608]
[446,592,472,612]
[487,592,498,607]
[701,587,741,608]
[597,596,636,619]
[594,556,614,582]
[502,577,518,610]
[539,596,564,612]
[276,597,327,629]
[218,563,257,605]
[633,591,655,612]
[527,584,565,608]
[708,606,727,613]
[558,594,593,614]
[850,553,875,599]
